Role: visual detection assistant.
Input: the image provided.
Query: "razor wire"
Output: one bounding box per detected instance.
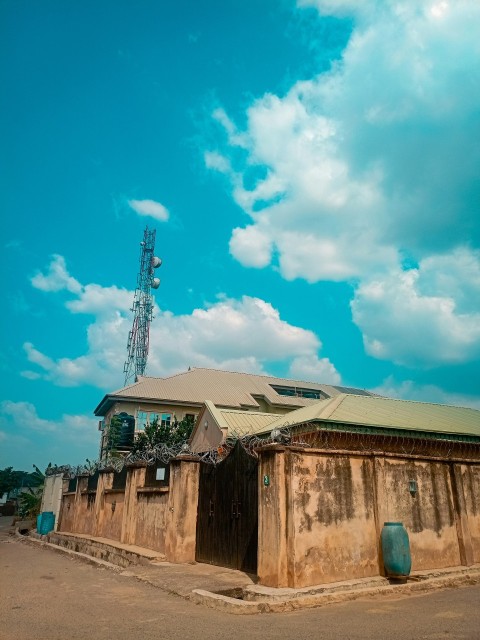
[45,422,480,479]
[45,424,307,478]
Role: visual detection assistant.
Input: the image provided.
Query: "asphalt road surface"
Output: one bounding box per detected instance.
[1,524,479,639]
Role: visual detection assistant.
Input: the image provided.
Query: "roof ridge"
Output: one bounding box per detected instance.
[321,394,347,419]
[219,407,277,417]
[140,366,355,390]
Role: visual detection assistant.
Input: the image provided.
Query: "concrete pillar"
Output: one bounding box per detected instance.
[94,470,113,537]
[165,456,200,563]
[57,477,73,531]
[450,463,474,566]
[257,446,290,588]
[72,475,89,532]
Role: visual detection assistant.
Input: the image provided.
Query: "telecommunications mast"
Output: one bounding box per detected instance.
[123,226,162,386]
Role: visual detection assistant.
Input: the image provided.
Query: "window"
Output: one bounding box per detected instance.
[161,413,171,428]
[185,413,196,423]
[270,385,324,400]
[136,410,171,430]
[136,411,148,430]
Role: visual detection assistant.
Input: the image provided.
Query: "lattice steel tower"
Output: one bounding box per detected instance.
[123,226,162,386]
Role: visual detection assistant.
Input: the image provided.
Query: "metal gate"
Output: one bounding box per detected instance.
[195,441,258,574]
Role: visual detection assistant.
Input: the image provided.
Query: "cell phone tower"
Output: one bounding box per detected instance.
[123,226,162,386]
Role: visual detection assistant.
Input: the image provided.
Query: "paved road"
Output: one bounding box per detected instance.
[1,523,479,639]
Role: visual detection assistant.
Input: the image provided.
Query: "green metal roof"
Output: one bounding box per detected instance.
[264,394,480,439]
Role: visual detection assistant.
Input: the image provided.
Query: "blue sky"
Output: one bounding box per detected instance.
[1,0,479,471]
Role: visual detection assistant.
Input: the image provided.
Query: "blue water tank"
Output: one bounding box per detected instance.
[38,511,55,535]
[381,522,411,578]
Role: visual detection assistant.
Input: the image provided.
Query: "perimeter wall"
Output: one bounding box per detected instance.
[57,457,199,563]
[258,446,479,588]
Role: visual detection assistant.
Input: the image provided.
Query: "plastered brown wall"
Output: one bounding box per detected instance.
[95,471,125,541]
[460,464,480,563]
[288,452,378,587]
[74,493,97,535]
[134,491,169,552]
[375,458,461,570]
[98,491,125,541]
[165,458,200,562]
[258,448,289,587]
[58,494,76,532]
[120,467,144,545]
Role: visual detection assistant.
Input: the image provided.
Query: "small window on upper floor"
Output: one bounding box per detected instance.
[136,410,148,430]
[160,413,171,428]
[270,385,324,400]
[136,410,174,430]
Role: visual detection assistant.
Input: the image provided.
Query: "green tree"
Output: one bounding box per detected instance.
[131,415,194,454]
[0,467,27,496]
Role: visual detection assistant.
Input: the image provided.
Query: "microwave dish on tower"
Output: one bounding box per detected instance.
[123,226,162,386]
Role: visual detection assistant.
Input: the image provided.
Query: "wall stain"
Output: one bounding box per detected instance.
[383,460,455,535]
[361,460,374,519]
[463,466,480,516]
[313,457,355,526]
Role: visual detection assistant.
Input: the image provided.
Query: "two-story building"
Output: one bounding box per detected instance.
[94,367,376,457]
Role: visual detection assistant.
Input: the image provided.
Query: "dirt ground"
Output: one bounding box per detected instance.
[1,519,479,640]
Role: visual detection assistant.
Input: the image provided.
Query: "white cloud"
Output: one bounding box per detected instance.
[0,402,99,468]
[24,256,340,389]
[289,355,341,385]
[23,342,55,371]
[128,199,170,221]
[229,226,273,269]
[20,370,42,380]
[204,150,232,174]
[204,1,480,366]
[351,248,480,367]
[372,376,480,410]
[31,254,82,294]
[212,2,480,279]
[0,401,98,444]
[66,284,132,316]
[146,295,332,378]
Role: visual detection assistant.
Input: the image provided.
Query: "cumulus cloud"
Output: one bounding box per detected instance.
[289,354,341,385]
[66,284,132,316]
[351,248,480,367]
[128,199,170,221]
[229,226,273,269]
[0,401,98,444]
[31,255,82,294]
[204,0,480,366]
[24,256,340,389]
[210,2,480,276]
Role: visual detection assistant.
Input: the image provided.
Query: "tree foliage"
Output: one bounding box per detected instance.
[131,416,195,454]
[18,488,43,519]
[0,466,44,496]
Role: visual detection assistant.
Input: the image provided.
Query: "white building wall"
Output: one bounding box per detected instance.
[40,474,64,530]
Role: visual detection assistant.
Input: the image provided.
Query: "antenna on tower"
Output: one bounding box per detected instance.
[123,226,162,386]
